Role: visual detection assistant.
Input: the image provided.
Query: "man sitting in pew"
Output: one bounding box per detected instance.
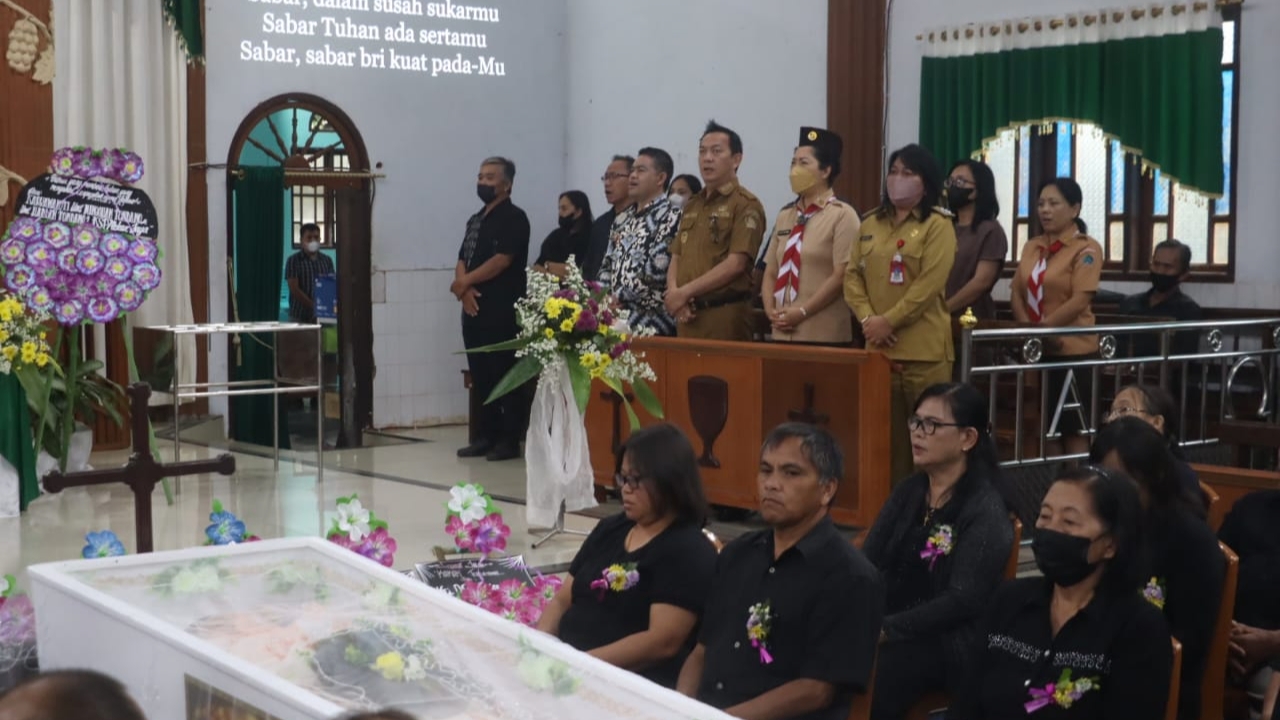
[678,423,884,720]
[1118,239,1203,358]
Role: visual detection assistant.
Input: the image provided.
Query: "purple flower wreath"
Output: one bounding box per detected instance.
[52,146,144,183]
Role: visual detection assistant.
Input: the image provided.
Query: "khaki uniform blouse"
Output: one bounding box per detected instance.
[1010,234,1104,356]
[765,196,860,344]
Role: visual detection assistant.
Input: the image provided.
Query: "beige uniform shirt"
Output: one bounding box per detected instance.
[1011,234,1104,356]
[765,196,859,344]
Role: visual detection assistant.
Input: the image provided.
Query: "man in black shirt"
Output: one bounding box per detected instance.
[677,423,883,720]
[452,156,531,461]
[1119,239,1203,358]
[284,222,335,323]
[582,155,633,281]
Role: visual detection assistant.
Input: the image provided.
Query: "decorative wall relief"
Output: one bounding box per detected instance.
[688,375,729,469]
[2,0,53,84]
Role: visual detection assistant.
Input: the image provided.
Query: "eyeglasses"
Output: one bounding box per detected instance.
[907,415,966,435]
[945,177,974,189]
[601,173,629,182]
[614,473,645,491]
[1104,405,1149,422]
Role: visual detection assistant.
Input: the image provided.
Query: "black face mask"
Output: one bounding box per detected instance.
[477,184,498,204]
[558,215,576,231]
[947,186,974,209]
[1031,528,1101,588]
[1150,272,1181,293]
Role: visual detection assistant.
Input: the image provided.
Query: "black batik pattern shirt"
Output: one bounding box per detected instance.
[599,196,680,336]
[949,577,1173,720]
[697,516,884,720]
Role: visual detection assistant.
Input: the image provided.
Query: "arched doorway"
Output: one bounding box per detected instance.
[225,93,374,449]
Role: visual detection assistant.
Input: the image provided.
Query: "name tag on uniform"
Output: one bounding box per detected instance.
[859,234,874,241]
[777,229,789,237]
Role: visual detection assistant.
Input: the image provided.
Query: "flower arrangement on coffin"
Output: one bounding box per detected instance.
[458,573,562,628]
[81,529,126,558]
[326,495,397,568]
[467,259,663,526]
[0,146,160,474]
[444,483,510,558]
[204,500,261,545]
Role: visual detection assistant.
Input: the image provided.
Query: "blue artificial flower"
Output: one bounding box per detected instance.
[205,510,246,545]
[82,530,126,559]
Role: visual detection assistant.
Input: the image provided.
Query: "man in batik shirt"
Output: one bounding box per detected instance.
[599,147,680,336]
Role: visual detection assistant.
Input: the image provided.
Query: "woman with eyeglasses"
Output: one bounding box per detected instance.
[862,383,1013,720]
[536,423,715,688]
[1104,384,1205,506]
[950,466,1173,720]
[1090,416,1225,720]
[943,160,1007,322]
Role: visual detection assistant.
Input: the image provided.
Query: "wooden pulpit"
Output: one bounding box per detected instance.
[585,338,893,527]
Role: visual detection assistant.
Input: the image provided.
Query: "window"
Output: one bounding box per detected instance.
[290,150,349,249]
[983,12,1239,278]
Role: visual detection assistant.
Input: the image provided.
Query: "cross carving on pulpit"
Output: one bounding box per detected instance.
[787,383,829,426]
[42,382,236,553]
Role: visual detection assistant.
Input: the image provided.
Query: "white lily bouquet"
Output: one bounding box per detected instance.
[468,259,663,526]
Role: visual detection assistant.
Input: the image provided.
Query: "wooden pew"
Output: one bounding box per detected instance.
[1201,542,1240,720]
[1191,463,1280,532]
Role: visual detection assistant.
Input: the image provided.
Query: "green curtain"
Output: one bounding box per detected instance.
[920,29,1223,195]
[231,167,290,449]
[0,372,38,511]
[162,0,204,63]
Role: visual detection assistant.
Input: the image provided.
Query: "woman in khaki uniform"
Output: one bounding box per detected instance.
[844,144,957,484]
[762,127,860,345]
[1010,177,1104,456]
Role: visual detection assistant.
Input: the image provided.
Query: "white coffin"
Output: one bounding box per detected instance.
[28,538,733,720]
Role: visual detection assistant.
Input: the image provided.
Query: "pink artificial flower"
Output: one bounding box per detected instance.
[327,532,353,550]
[459,580,489,607]
[513,592,545,626]
[468,513,511,557]
[446,515,473,551]
[496,578,526,607]
[358,527,397,567]
[533,574,563,603]
[479,587,506,615]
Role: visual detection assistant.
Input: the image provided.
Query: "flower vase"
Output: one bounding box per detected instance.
[525,362,596,528]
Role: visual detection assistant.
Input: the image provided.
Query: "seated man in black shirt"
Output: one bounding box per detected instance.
[1119,239,1203,358]
[677,423,884,720]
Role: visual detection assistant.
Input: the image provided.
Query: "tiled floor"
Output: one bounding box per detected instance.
[0,425,596,590]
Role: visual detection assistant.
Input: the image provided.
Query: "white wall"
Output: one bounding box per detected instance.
[886,0,1280,310]
[565,0,828,218]
[203,0,568,427]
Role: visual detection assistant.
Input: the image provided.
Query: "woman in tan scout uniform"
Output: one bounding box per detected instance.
[762,127,860,345]
[1010,176,1103,456]
[844,144,957,484]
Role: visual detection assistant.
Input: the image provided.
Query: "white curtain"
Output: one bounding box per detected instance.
[52,0,196,403]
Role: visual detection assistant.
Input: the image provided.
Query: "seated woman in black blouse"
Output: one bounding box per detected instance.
[862,382,1013,720]
[950,466,1173,720]
[1103,384,1205,507]
[1089,417,1225,720]
[532,190,593,277]
[536,422,716,688]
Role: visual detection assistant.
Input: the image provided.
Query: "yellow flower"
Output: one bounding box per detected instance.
[543,297,566,318]
[1,346,15,361]
[20,342,36,364]
[559,319,573,332]
[579,352,597,368]
[35,352,50,368]
[0,308,10,323]
[0,329,9,343]
[543,328,555,339]
[373,651,405,681]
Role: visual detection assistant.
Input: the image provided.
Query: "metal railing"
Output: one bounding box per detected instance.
[958,317,1280,468]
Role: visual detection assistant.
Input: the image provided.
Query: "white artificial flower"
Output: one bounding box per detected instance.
[404,654,427,681]
[336,498,372,542]
[448,484,487,524]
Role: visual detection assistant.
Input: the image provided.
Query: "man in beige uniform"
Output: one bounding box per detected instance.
[666,120,766,341]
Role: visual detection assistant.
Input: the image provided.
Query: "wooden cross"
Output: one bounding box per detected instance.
[42,382,236,553]
[787,383,830,426]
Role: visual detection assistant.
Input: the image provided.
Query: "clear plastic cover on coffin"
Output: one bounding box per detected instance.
[29,538,732,720]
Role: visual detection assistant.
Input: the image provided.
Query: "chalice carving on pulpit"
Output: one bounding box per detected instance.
[687,375,729,468]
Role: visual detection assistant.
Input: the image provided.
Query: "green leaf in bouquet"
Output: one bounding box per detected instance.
[565,359,591,415]
[602,377,640,430]
[631,378,664,419]
[485,355,541,405]
[461,336,531,354]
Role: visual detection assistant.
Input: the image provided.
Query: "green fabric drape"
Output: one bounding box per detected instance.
[231,167,290,449]
[162,0,204,63]
[0,372,38,511]
[920,29,1224,195]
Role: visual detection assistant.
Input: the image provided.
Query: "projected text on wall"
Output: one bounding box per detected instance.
[238,0,507,77]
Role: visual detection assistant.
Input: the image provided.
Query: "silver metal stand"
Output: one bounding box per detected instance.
[531,502,590,549]
[148,321,325,492]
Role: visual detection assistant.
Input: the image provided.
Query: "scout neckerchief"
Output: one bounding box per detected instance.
[772,196,833,306]
[1026,238,1067,323]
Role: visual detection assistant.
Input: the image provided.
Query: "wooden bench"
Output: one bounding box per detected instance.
[1192,463,1280,532]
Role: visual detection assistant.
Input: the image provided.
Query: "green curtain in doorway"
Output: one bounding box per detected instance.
[231,167,290,449]
[918,7,1224,196]
[0,372,38,511]
[162,0,204,62]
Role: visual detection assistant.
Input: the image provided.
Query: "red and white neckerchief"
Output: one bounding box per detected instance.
[773,196,833,306]
[1025,239,1066,323]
